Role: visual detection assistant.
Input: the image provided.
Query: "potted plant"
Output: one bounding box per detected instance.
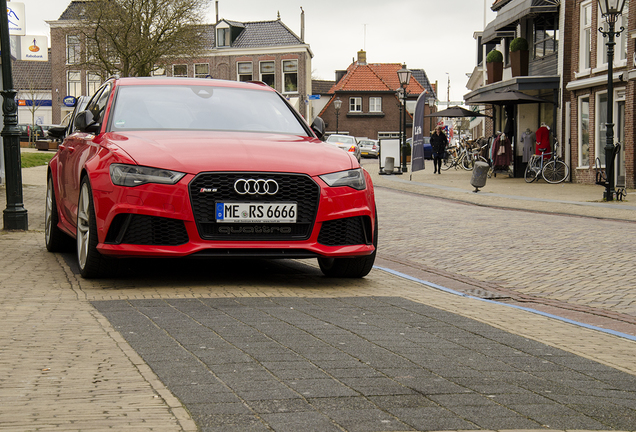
[486,49,503,84]
[510,37,529,77]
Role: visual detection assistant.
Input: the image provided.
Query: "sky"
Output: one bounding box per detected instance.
[18,0,496,103]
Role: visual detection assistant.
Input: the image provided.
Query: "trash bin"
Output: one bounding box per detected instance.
[384,157,395,174]
[471,161,489,192]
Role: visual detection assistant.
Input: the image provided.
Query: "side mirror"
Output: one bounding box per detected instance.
[46,126,66,140]
[311,116,325,139]
[75,110,100,133]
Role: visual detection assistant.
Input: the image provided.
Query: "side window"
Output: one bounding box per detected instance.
[86,83,112,125]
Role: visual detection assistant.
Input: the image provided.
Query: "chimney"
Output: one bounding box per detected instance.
[215,1,219,23]
[357,50,367,65]
[300,7,305,42]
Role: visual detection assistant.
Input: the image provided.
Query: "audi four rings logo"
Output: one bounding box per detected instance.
[234,179,279,195]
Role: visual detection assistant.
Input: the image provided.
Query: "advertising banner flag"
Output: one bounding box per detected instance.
[410,91,427,173]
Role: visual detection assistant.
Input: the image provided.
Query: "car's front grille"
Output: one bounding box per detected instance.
[189,173,320,241]
[105,214,189,246]
[318,216,372,246]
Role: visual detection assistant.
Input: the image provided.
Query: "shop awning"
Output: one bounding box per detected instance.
[464,76,560,105]
[482,0,560,43]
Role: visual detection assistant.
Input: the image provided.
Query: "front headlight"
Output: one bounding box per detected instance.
[319,168,366,190]
[110,164,185,187]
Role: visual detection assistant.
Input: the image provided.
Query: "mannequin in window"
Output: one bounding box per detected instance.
[521,128,535,163]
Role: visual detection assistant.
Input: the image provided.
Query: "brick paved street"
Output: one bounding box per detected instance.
[1,162,635,431]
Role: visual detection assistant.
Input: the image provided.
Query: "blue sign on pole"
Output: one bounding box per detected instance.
[63,96,77,107]
[307,95,320,100]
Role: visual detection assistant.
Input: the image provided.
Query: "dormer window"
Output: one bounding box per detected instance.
[217,27,230,47]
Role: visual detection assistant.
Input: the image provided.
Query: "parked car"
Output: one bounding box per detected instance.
[325,134,361,161]
[358,139,379,158]
[45,77,377,279]
[406,137,433,159]
[18,123,44,142]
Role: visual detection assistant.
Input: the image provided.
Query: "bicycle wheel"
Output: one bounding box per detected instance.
[542,159,569,184]
[460,154,473,170]
[524,162,539,183]
[440,153,454,171]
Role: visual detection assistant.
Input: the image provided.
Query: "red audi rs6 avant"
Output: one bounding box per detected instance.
[45,77,377,278]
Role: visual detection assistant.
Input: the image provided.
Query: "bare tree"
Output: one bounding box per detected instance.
[19,83,47,145]
[77,0,211,77]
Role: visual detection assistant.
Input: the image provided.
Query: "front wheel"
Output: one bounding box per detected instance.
[524,163,539,183]
[460,154,474,170]
[318,212,377,278]
[77,177,116,278]
[542,160,569,184]
[440,153,454,171]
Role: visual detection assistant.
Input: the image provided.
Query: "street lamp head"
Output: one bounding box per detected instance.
[397,65,411,88]
[598,0,626,23]
[428,96,435,107]
[333,97,342,112]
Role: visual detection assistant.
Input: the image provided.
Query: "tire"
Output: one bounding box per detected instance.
[45,174,74,252]
[318,212,377,278]
[440,154,454,171]
[524,162,539,183]
[542,160,569,184]
[77,176,116,278]
[461,154,474,170]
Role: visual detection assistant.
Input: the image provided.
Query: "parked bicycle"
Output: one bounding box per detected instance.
[441,140,487,171]
[524,144,569,184]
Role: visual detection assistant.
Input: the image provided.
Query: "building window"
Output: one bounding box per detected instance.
[87,73,101,96]
[533,15,558,59]
[153,66,166,76]
[597,4,629,65]
[217,27,230,47]
[173,64,188,77]
[369,97,382,113]
[595,92,608,166]
[237,62,253,81]
[66,35,80,65]
[282,60,298,93]
[580,1,592,72]
[578,96,590,167]
[195,63,209,78]
[67,71,81,97]
[260,61,275,87]
[349,97,362,113]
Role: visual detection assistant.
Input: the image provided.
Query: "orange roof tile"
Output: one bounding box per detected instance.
[328,62,426,96]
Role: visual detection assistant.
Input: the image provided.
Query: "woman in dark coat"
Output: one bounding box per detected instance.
[430,125,448,174]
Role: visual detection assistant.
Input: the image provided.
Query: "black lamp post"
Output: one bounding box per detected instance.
[397,65,411,172]
[598,0,626,201]
[1,0,28,230]
[333,97,342,134]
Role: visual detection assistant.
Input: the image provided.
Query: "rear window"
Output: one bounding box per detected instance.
[108,84,308,136]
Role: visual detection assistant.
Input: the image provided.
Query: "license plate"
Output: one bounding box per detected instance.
[216,202,297,223]
[361,151,369,155]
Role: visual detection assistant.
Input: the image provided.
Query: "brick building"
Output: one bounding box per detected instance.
[564,0,634,189]
[318,51,435,140]
[47,1,313,123]
[466,0,635,189]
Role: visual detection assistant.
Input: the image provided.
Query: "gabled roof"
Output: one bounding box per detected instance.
[327,62,426,96]
[230,20,303,48]
[57,0,90,20]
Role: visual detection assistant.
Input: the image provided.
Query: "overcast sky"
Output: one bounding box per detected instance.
[19,0,496,103]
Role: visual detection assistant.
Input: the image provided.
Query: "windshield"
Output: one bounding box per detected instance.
[109,84,308,135]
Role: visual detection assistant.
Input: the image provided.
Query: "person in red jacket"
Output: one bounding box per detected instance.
[536,123,551,159]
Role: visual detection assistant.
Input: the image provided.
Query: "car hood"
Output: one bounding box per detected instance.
[104,131,357,176]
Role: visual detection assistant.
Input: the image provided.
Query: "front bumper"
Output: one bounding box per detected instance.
[92,171,376,259]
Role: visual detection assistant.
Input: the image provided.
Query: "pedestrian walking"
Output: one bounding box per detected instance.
[430,125,448,174]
